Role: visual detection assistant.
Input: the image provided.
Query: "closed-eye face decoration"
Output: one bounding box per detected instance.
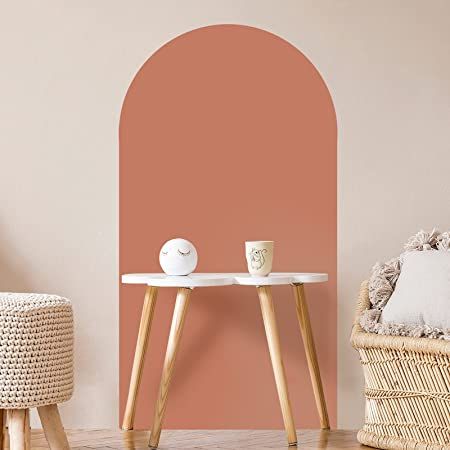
[159,238,198,275]
[249,248,267,270]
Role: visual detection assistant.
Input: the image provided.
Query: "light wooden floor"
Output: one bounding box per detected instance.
[11,429,368,449]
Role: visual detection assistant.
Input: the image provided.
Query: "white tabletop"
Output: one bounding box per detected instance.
[121,273,235,288]
[235,273,328,286]
[121,272,328,287]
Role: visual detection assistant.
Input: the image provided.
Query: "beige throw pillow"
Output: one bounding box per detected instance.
[381,250,450,330]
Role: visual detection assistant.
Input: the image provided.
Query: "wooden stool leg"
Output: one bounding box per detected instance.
[7,409,30,450]
[37,404,70,450]
[0,410,5,450]
[292,283,329,429]
[149,288,192,449]
[123,286,159,430]
[257,286,297,446]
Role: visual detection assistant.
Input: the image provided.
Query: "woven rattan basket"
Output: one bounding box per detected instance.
[351,281,450,450]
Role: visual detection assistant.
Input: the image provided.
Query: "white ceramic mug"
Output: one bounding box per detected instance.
[245,241,274,276]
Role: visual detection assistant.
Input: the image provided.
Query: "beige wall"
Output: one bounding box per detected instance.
[0,0,449,428]
[334,1,450,427]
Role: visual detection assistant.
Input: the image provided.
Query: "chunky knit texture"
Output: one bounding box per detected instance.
[0,292,74,408]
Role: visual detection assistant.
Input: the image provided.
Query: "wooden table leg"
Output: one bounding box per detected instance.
[292,283,329,429]
[149,287,192,449]
[122,286,159,430]
[257,286,297,446]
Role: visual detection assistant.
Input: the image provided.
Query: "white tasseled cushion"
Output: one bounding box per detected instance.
[0,293,74,408]
[381,251,450,331]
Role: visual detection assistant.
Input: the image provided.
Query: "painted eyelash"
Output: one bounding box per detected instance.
[178,249,191,257]
[161,251,168,255]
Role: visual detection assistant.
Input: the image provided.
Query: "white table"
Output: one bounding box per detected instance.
[121,273,329,448]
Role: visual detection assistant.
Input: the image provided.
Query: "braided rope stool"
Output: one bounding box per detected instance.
[0,293,74,450]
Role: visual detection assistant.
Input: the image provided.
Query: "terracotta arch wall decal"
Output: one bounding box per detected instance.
[119,24,337,429]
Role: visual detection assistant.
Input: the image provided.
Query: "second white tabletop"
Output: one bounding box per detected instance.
[121,272,328,287]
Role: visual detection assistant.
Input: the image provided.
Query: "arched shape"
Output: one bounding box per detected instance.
[120,24,337,429]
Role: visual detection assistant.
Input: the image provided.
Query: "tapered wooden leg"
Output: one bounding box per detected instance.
[0,410,5,450]
[257,286,297,446]
[122,286,159,430]
[149,288,192,449]
[292,283,329,429]
[37,404,70,450]
[7,409,30,450]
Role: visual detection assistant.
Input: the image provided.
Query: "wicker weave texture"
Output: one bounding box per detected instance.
[351,282,450,450]
[0,293,74,409]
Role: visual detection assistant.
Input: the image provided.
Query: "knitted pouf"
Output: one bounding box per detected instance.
[0,292,73,450]
[0,292,74,409]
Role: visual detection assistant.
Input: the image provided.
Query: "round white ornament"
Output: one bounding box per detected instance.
[159,238,198,276]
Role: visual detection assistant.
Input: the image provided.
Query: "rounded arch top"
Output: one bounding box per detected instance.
[120,24,336,131]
